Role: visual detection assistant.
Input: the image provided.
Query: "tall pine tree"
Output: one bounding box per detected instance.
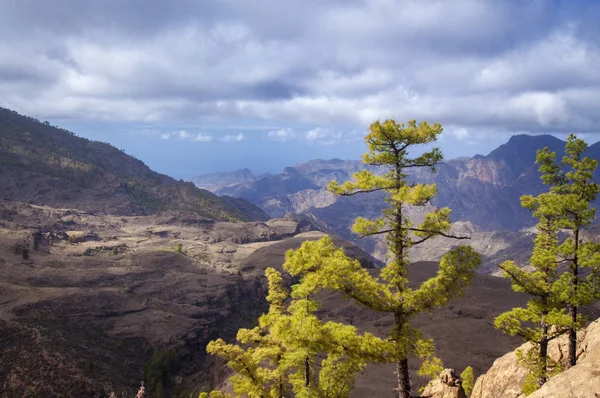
[536,134,600,367]
[205,266,397,398]
[285,119,481,398]
[494,191,572,394]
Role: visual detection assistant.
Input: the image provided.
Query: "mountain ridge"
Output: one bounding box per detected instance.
[193,133,600,230]
[0,107,268,221]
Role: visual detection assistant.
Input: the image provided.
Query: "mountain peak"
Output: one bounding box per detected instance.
[487,134,566,163]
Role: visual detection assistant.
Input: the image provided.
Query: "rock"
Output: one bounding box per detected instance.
[528,320,600,398]
[421,368,466,398]
[472,318,600,398]
[470,347,526,398]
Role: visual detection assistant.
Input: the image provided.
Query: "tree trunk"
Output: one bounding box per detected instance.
[538,324,549,388]
[396,358,411,398]
[304,356,310,387]
[569,305,578,367]
[569,230,580,367]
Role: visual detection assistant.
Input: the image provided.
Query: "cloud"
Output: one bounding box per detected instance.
[452,128,471,141]
[1,0,600,138]
[160,130,212,142]
[267,126,362,145]
[267,128,297,142]
[220,133,245,142]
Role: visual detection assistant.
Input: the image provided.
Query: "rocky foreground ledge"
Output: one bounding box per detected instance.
[471,318,600,398]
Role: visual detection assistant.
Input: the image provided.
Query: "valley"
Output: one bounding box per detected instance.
[1,109,599,397]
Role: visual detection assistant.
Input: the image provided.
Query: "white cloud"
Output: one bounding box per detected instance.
[192,132,213,142]
[220,132,245,142]
[1,1,600,139]
[452,128,471,140]
[159,129,212,142]
[266,126,362,145]
[267,128,297,142]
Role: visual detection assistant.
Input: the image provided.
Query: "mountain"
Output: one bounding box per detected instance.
[189,134,600,271]
[0,107,268,221]
[216,167,321,202]
[204,134,589,230]
[190,168,256,191]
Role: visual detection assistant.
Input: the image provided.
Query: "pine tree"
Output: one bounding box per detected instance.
[536,134,600,367]
[205,267,396,398]
[494,192,572,394]
[285,119,481,398]
[460,366,475,397]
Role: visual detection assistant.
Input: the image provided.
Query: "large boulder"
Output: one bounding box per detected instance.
[420,368,466,398]
[472,318,600,398]
[528,320,600,398]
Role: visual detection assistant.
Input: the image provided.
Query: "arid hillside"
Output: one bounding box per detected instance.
[0,200,545,397]
[0,107,267,222]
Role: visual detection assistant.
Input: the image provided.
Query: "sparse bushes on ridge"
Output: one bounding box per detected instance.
[12,242,29,259]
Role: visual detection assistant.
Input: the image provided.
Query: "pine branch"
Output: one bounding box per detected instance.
[498,263,546,297]
[338,186,396,196]
[411,236,432,245]
[403,161,443,169]
[408,227,471,240]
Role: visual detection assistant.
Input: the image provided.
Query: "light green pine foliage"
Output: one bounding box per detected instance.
[494,192,571,394]
[204,267,396,398]
[536,134,600,367]
[460,366,475,397]
[494,134,600,394]
[300,119,481,397]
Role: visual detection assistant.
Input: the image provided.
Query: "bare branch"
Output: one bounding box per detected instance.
[357,229,394,239]
[338,186,396,196]
[410,236,432,245]
[408,227,471,240]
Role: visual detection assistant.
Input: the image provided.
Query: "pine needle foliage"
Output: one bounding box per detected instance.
[536,134,600,367]
[291,119,482,398]
[460,366,475,397]
[204,266,396,398]
[494,192,571,394]
[494,134,600,394]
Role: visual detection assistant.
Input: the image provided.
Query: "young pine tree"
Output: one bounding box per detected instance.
[494,191,572,394]
[205,267,396,398]
[536,134,600,367]
[285,119,481,398]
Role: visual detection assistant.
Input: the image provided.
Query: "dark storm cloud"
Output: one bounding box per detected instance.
[1,0,600,140]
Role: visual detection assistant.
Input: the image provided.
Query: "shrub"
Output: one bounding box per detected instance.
[461,366,475,396]
[142,349,177,398]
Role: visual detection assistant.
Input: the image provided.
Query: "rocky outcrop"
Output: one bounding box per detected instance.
[254,188,336,218]
[528,320,600,398]
[472,318,600,398]
[421,369,466,398]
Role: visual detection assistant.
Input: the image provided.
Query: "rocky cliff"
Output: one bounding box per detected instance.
[472,317,600,398]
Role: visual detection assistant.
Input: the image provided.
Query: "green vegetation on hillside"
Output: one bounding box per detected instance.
[0,107,267,221]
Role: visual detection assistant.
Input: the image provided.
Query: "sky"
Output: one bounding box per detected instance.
[1,0,600,178]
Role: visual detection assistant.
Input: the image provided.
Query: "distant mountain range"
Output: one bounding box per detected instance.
[192,134,600,230]
[191,134,600,271]
[0,107,268,221]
